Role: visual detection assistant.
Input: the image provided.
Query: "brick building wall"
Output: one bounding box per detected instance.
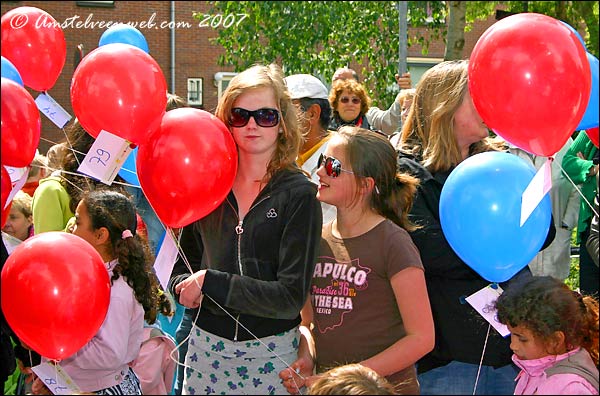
[1,0,230,153]
[1,1,499,154]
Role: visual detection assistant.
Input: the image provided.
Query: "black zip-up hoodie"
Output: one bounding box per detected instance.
[169,168,322,341]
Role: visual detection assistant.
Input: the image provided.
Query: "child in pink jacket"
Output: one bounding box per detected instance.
[495,276,599,395]
[131,324,178,395]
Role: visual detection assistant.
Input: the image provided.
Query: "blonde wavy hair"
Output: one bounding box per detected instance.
[399,60,505,173]
[308,364,395,395]
[215,64,302,182]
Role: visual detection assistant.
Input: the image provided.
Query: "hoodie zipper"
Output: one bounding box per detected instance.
[228,195,271,341]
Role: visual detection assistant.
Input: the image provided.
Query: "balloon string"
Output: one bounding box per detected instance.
[168,231,304,384]
[555,159,599,218]
[38,136,142,190]
[473,323,491,395]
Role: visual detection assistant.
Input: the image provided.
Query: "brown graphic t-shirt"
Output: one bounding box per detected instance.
[312,219,423,392]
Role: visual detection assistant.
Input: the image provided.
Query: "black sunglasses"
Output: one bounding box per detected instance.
[318,153,355,178]
[229,107,280,128]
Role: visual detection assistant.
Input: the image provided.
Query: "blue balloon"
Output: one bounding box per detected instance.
[99,24,149,53]
[1,56,24,86]
[118,147,140,186]
[577,52,599,130]
[439,152,552,283]
[560,20,586,51]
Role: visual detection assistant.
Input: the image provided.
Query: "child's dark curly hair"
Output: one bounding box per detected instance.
[80,190,173,323]
[495,276,599,366]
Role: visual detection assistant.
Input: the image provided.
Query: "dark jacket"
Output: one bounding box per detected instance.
[329,114,372,131]
[1,239,16,385]
[397,153,555,373]
[169,169,322,341]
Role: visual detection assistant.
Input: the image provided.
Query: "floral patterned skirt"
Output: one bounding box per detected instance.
[182,324,299,395]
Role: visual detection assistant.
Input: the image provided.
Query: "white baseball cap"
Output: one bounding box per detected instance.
[285,74,329,100]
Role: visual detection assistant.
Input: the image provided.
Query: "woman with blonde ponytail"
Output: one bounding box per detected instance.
[280,126,434,394]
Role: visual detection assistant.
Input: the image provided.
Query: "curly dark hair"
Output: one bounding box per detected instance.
[81,190,173,323]
[495,276,599,366]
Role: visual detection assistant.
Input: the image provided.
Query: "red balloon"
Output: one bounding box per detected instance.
[586,127,599,148]
[1,232,111,361]
[1,78,41,167]
[469,13,591,157]
[137,108,238,228]
[71,43,167,145]
[1,165,11,227]
[1,7,66,91]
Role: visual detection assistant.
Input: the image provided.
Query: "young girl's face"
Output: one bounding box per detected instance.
[72,200,98,248]
[316,136,358,209]
[508,324,549,360]
[229,87,280,158]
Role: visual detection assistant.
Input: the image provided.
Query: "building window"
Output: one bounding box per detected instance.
[76,1,115,7]
[187,78,203,107]
[407,57,443,86]
[214,72,237,101]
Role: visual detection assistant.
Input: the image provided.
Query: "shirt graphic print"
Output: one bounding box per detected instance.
[312,257,371,333]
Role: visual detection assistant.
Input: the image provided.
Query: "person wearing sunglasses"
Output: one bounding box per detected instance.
[332,67,413,136]
[169,64,322,395]
[328,78,379,133]
[285,73,337,224]
[279,126,434,394]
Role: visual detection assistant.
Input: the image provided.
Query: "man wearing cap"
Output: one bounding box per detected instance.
[285,73,337,224]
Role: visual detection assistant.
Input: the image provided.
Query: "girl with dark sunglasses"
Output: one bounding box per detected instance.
[169,64,322,395]
[280,126,434,394]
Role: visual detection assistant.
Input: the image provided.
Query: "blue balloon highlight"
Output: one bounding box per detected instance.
[99,24,149,53]
[576,52,599,131]
[440,152,552,283]
[1,56,24,86]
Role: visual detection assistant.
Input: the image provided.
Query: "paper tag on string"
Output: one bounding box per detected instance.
[77,130,132,186]
[3,166,29,209]
[153,231,179,290]
[520,158,552,226]
[465,284,510,337]
[5,166,28,183]
[35,93,72,128]
[32,361,81,395]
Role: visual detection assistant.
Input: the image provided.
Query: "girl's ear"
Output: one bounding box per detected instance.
[95,226,111,245]
[361,177,377,195]
[547,330,567,354]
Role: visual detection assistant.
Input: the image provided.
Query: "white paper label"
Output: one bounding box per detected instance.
[32,361,81,395]
[520,159,552,226]
[465,284,510,337]
[35,93,72,129]
[3,166,29,209]
[154,231,179,290]
[77,130,132,186]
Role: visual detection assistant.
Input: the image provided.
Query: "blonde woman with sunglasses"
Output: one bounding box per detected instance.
[169,64,322,395]
[280,126,434,394]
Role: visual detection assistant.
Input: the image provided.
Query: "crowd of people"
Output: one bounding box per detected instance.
[1,59,599,396]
